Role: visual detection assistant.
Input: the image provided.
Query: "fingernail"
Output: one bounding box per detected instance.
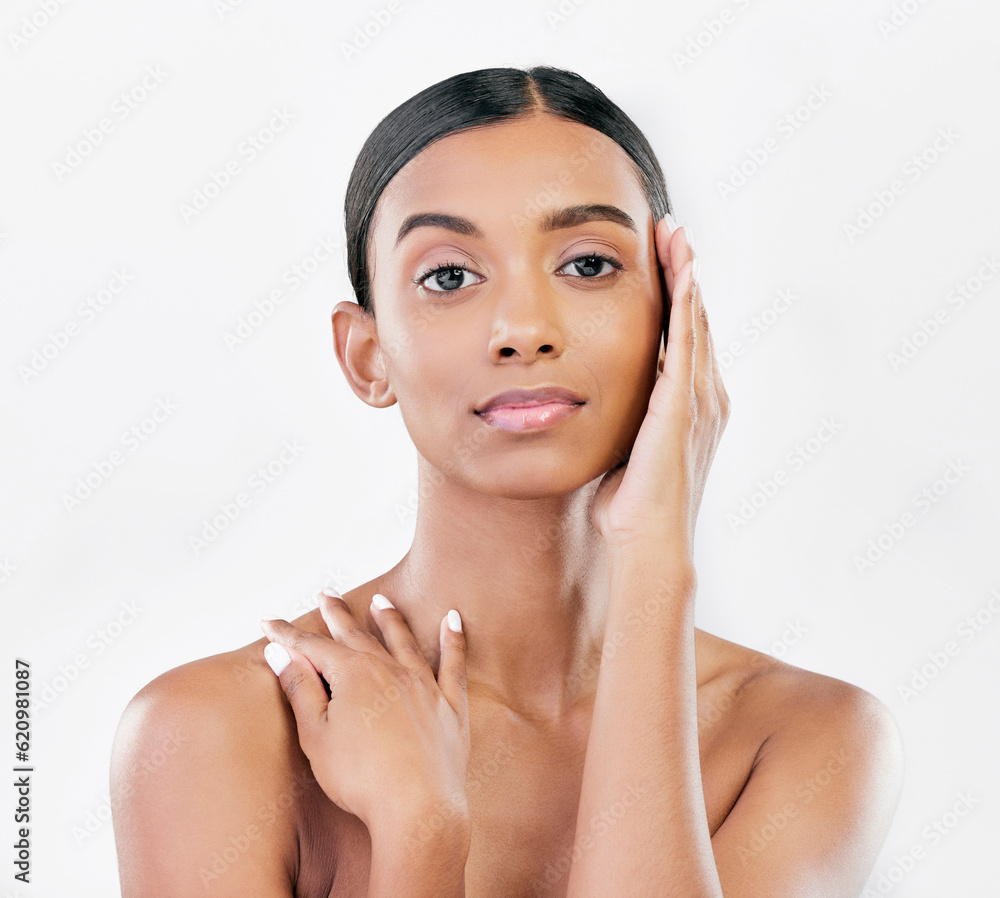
[372,593,394,610]
[662,212,677,233]
[321,587,342,599]
[260,617,283,625]
[264,642,290,676]
[683,223,695,254]
[447,609,462,633]
[692,256,701,282]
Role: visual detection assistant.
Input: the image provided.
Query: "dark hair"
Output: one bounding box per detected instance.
[344,65,673,316]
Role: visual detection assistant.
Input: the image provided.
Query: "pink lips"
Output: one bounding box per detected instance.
[478,401,583,431]
[475,386,585,432]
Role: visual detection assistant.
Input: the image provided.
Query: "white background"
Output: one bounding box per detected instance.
[2,0,998,895]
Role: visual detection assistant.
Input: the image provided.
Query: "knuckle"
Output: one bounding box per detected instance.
[285,634,310,656]
[401,664,429,690]
[343,650,381,677]
[398,637,423,657]
[451,662,468,694]
[281,666,309,698]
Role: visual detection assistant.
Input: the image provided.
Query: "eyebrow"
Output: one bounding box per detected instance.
[393,203,638,248]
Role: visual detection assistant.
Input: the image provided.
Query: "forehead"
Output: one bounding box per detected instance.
[371,113,650,248]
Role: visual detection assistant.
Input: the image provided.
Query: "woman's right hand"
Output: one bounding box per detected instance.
[259,593,470,835]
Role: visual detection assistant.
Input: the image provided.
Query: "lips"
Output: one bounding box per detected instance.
[475,385,585,415]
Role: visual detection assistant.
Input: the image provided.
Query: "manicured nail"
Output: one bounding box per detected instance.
[372,593,394,610]
[683,223,695,254]
[264,642,290,676]
[662,212,677,233]
[447,609,462,632]
[321,587,342,599]
[692,256,701,282]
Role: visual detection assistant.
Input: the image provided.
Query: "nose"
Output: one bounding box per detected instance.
[486,271,565,363]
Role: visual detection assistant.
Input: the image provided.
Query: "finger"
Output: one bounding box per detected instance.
[656,215,678,303]
[437,610,469,742]
[705,311,731,422]
[262,638,328,749]
[684,243,726,420]
[691,273,714,401]
[696,276,728,406]
[672,225,698,393]
[672,223,695,288]
[260,616,351,686]
[674,216,710,399]
[664,257,697,393]
[315,590,385,654]
[368,592,434,674]
[655,217,678,375]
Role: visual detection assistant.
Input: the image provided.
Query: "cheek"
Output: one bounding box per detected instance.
[583,285,661,368]
[386,327,473,435]
[377,295,450,382]
[589,297,661,416]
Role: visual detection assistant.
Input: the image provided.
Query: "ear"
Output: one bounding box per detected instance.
[331,302,397,408]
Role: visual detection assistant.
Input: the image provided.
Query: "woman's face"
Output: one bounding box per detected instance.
[360,111,664,500]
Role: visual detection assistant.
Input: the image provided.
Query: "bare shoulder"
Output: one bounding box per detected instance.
[699,631,905,894]
[111,638,308,895]
[113,636,296,766]
[699,626,904,757]
[748,644,903,766]
[754,652,905,810]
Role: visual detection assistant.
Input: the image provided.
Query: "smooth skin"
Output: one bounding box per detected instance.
[110,112,904,897]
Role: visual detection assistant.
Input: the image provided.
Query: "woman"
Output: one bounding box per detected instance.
[110,66,903,897]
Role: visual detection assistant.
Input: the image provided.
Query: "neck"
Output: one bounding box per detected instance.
[375,455,610,724]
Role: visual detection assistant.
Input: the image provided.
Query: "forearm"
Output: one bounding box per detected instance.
[566,539,722,898]
[367,805,471,898]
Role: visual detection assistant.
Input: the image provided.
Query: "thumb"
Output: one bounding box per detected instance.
[437,610,469,738]
[263,640,328,746]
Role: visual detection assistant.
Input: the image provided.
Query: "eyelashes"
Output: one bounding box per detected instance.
[559,253,625,280]
[413,259,481,293]
[413,252,625,295]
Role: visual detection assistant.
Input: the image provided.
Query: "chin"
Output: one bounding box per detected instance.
[473,452,607,500]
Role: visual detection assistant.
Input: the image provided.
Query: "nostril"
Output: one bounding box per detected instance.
[497,345,553,357]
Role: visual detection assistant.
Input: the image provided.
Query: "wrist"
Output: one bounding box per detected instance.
[606,537,697,607]
[371,792,471,853]
[367,806,470,898]
[606,528,695,571]
[602,505,693,548]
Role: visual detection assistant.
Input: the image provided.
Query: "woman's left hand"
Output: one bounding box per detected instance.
[590,218,730,560]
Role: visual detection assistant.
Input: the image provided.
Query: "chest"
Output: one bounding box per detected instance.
[462,720,591,898]
[299,681,760,898]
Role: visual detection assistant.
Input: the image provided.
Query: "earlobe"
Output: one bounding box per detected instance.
[331,302,397,409]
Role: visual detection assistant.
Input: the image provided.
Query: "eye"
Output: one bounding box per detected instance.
[557,253,624,280]
[414,262,485,293]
